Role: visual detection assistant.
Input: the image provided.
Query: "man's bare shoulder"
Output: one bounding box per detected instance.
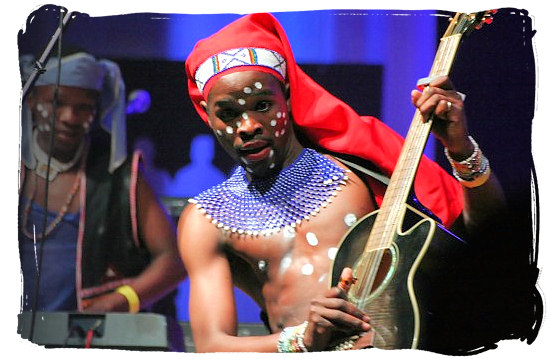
[177,202,221,250]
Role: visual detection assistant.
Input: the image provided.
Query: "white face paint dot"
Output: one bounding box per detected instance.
[236,121,242,128]
[216,129,223,136]
[243,87,252,94]
[276,112,282,118]
[281,128,286,136]
[254,82,263,89]
[242,112,249,120]
[270,119,277,127]
[275,131,280,138]
[225,126,234,134]
[238,98,246,105]
[306,232,319,246]
[269,163,275,169]
[344,213,358,227]
[269,149,274,158]
[328,247,338,260]
[282,112,286,118]
[301,263,314,276]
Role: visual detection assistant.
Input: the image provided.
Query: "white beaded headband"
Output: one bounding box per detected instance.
[194,47,287,93]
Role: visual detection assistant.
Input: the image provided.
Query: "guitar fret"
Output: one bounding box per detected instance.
[363,31,462,256]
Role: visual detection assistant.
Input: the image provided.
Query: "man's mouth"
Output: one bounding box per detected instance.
[239,141,272,162]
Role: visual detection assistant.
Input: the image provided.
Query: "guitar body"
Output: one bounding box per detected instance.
[330,205,466,350]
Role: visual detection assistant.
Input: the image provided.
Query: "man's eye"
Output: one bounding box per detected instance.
[217,109,238,122]
[75,104,96,115]
[255,101,272,112]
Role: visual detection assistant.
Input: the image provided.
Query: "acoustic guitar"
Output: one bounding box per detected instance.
[329,11,496,350]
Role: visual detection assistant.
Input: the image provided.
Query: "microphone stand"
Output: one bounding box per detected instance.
[21,7,74,101]
[24,6,73,343]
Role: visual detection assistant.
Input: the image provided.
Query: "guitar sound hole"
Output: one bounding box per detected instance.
[371,249,393,293]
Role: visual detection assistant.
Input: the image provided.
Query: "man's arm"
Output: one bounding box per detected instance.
[412,76,507,233]
[177,204,281,352]
[84,172,186,312]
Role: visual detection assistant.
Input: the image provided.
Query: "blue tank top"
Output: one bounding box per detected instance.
[19,197,80,311]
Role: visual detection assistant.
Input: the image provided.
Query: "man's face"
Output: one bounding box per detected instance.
[28,85,98,159]
[203,71,294,177]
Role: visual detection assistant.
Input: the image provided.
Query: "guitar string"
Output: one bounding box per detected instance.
[353,34,460,301]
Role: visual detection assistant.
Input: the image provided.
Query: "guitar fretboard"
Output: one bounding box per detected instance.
[351,17,467,300]
[365,33,463,253]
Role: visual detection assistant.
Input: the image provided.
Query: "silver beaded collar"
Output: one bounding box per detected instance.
[189,148,349,237]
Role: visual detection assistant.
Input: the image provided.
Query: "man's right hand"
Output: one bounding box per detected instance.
[302,267,371,351]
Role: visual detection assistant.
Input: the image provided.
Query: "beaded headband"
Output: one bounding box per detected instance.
[194,47,287,94]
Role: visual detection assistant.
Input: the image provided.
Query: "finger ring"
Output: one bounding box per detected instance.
[446,101,452,111]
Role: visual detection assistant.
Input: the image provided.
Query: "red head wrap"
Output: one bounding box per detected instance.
[185,13,463,227]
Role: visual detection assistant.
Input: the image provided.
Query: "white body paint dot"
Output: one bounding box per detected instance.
[238,98,246,105]
[344,213,358,227]
[301,263,314,276]
[258,260,267,271]
[225,126,234,134]
[328,247,338,260]
[279,255,292,273]
[254,82,263,89]
[243,87,252,94]
[270,119,277,127]
[283,226,296,239]
[305,232,319,246]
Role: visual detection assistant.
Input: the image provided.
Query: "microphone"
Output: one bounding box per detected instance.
[126,89,151,115]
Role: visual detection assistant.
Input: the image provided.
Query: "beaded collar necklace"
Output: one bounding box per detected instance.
[190,148,349,237]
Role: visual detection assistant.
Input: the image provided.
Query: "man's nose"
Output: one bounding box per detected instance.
[57,105,78,123]
[237,113,263,139]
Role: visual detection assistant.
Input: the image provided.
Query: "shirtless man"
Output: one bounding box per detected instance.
[178,13,505,352]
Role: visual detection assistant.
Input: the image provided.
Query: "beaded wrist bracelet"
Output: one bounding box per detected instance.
[277,321,309,353]
[444,136,491,188]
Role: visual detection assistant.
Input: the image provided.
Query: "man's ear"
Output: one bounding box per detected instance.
[200,100,207,112]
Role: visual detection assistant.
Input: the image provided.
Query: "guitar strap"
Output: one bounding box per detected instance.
[332,155,390,185]
[333,154,441,223]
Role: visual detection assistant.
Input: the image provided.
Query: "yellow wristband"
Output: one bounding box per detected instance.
[116,285,140,313]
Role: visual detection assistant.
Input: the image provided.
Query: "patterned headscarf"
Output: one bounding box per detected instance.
[20,52,127,173]
[185,13,463,227]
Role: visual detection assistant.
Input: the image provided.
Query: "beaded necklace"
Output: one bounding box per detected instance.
[20,146,86,241]
[190,148,349,237]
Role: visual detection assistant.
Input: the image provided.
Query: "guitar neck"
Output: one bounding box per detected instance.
[364,28,464,253]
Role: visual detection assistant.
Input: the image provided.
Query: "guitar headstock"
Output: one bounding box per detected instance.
[443,10,497,38]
